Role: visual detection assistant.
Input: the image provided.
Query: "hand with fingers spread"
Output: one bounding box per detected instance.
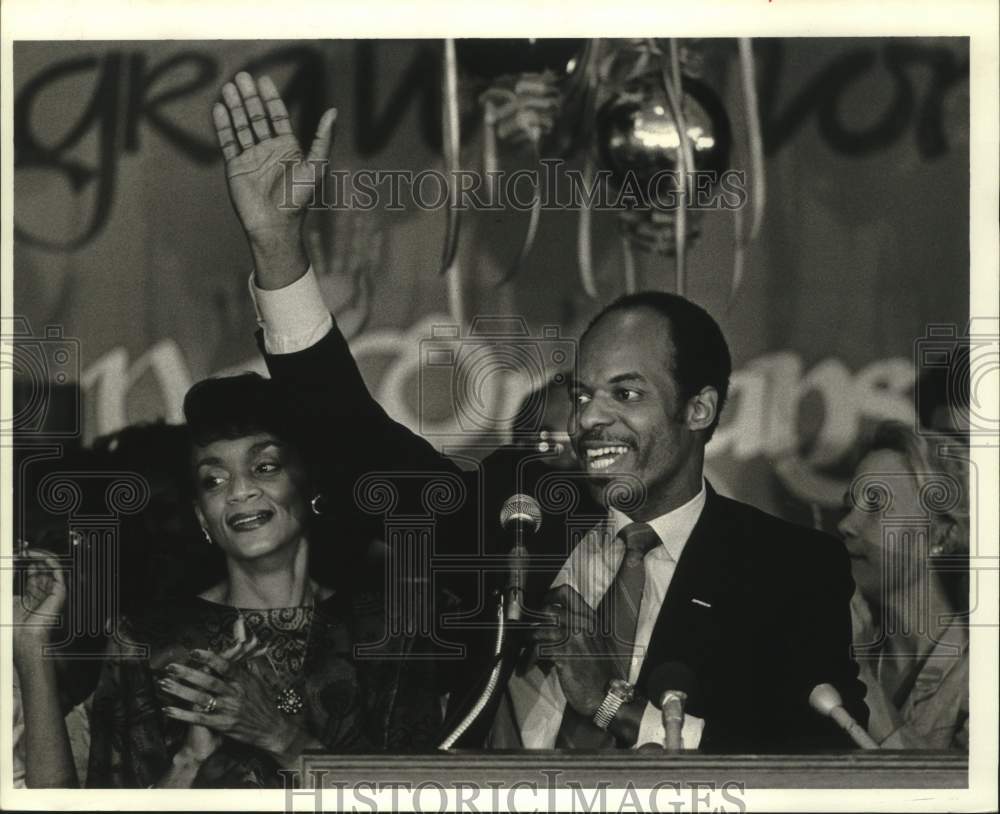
[213,71,337,289]
[160,647,317,768]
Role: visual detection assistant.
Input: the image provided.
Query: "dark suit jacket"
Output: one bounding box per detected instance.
[262,323,868,753]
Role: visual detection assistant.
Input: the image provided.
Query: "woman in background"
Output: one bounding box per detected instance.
[838,421,969,749]
[87,373,441,788]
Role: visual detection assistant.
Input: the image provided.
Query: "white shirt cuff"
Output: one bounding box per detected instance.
[634,702,705,750]
[247,266,333,355]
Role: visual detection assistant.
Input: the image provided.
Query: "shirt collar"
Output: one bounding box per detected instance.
[609,479,708,562]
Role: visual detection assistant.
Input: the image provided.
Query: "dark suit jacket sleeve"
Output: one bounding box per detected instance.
[257,324,458,484]
[781,530,869,744]
[256,324,484,698]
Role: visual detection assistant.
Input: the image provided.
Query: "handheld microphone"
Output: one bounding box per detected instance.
[648,662,697,751]
[808,683,880,749]
[499,494,542,622]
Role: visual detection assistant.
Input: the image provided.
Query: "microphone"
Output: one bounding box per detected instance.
[648,662,697,751]
[808,683,880,749]
[499,494,542,622]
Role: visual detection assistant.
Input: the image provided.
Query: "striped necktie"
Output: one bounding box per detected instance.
[599,522,661,678]
[555,522,660,748]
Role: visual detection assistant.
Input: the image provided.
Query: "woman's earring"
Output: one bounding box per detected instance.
[929,543,945,557]
[310,494,326,516]
[202,527,213,545]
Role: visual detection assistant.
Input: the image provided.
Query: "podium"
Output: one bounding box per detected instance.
[299,750,967,789]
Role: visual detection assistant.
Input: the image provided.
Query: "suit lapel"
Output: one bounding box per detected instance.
[637,485,738,706]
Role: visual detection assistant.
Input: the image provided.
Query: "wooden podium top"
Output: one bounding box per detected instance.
[299,750,967,789]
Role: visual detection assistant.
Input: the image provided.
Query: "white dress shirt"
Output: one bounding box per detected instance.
[249,267,331,354]
[498,484,707,749]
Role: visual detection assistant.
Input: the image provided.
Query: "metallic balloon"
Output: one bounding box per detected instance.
[596,73,731,195]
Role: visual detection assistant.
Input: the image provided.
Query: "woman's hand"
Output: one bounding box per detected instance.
[11,549,79,788]
[159,616,269,765]
[160,650,314,766]
[12,550,66,664]
[213,71,336,289]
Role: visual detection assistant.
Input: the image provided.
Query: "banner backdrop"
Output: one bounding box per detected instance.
[12,38,970,522]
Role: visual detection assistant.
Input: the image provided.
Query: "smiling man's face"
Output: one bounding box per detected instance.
[571,307,706,520]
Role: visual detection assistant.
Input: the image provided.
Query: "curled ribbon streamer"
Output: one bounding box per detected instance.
[480,78,558,284]
[729,37,766,306]
[729,205,746,311]
[577,157,599,299]
[441,39,462,281]
[442,39,464,327]
[738,38,765,241]
[482,98,500,205]
[622,232,638,294]
[498,140,542,287]
[659,38,694,297]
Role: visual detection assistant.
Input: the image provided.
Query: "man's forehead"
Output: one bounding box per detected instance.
[579,308,675,376]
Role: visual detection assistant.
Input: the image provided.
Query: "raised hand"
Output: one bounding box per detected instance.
[213,72,337,289]
[12,549,67,663]
[12,549,79,787]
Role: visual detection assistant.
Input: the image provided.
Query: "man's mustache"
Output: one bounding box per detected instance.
[574,432,637,448]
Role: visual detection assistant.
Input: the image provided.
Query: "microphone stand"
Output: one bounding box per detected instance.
[438,545,526,750]
[438,594,508,749]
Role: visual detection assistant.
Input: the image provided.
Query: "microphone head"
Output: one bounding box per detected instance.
[500,494,542,533]
[648,661,698,708]
[808,683,844,717]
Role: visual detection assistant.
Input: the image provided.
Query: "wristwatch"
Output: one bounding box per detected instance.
[592,678,635,730]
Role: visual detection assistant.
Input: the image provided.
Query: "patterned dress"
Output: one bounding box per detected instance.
[86,591,442,787]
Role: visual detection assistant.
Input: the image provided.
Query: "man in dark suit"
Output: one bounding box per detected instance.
[212,72,867,752]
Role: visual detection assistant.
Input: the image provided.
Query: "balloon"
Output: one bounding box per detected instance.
[596,73,732,193]
[455,38,584,81]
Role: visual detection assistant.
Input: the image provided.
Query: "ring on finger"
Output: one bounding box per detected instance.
[200,695,218,714]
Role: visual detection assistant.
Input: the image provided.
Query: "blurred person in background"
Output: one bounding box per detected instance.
[12,549,78,788]
[92,421,216,610]
[510,374,579,472]
[839,421,969,749]
[12,445,111,786]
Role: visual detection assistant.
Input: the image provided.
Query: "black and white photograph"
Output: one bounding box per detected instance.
[2,1,997,810]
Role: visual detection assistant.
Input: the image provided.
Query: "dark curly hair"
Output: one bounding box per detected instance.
[183,372,300,449]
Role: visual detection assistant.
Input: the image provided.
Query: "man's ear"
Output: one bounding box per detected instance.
[686,386,719,433]
[193,502,207,530]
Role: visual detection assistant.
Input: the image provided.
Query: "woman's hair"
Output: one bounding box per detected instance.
[182,372,321,499]
[865,420,970,610]
[184,372,299,449]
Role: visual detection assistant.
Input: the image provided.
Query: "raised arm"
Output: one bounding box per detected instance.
[213,72,455,476]
[12,550,77,788]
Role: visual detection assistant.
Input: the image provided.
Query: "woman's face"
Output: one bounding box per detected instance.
[192,433,311,564]
[837,448,927,606]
